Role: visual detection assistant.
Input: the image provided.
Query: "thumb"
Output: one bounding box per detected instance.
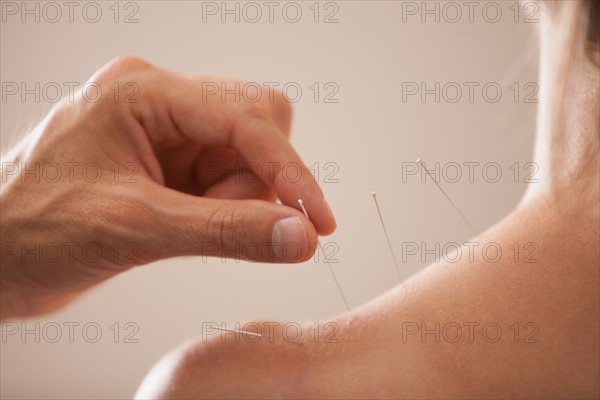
[146,190,319,263]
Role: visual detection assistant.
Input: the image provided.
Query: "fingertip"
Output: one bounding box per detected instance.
[298,214,319,263]
[294,195,336,237]
[317,198,337,236]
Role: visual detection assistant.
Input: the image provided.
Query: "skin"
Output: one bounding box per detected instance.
[0,56,337,320]
[135,5,600,399]
[137,199,599,399]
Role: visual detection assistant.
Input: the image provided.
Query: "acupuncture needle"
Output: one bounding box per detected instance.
[417,158,477,236]
[371,192,403,282]
[214,326,262,337]
[298,199,352,314]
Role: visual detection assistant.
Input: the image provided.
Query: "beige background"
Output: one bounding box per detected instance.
[1,1,538,398]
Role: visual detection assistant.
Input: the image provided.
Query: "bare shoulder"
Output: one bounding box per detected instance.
[135,198,599,399]
[347,198,600,397]
[135,322,315,399]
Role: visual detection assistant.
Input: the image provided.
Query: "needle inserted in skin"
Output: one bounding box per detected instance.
[371,192,402,282]
[215,326,262,337]
[298,199,352,314]
[417,158,477,236]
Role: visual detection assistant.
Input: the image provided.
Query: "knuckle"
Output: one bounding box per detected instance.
[265,88,292,134]
[77,55,153,114]
[207,206,246,253]
[89,56,153,94]
[240,103,280,134]
[239,87,293,133]
[100,55,153,77]
[272,87,292,109]
[272,89,293,116]
[244,103,272,122]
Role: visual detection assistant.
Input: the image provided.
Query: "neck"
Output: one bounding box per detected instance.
[522,16,599,217]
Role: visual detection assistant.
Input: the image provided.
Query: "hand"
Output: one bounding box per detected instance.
[0,56,336,320]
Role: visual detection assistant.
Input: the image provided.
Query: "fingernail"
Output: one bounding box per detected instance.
[272,217,307,262]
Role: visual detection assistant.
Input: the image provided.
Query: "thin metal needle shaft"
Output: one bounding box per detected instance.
[371,192,402,282]
[215,326,262,337]
[298,199,352,314]
[417,158,477,236]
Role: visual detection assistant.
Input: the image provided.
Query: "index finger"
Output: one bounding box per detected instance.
[138,72,336,235]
